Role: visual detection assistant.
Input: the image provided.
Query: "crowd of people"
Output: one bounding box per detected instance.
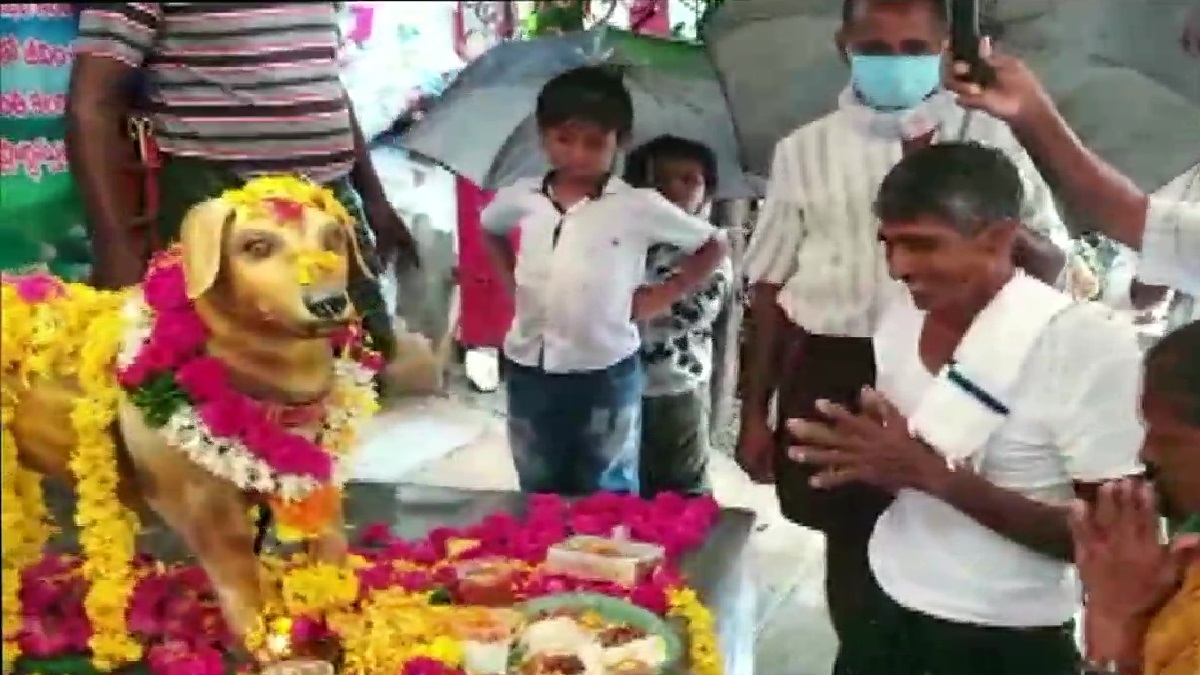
[64,1,1198,675]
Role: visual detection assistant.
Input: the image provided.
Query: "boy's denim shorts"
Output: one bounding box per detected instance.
[504,353,642,496]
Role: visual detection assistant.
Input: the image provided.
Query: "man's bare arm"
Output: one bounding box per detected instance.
[346,103,390,210]
[924,467,1079,560]
[741,283,788,422]
[66,55,143,288]
[1010,107,1148,251]
[1013,227,1067,285]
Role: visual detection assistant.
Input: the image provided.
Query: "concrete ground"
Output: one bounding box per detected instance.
[362,372,837,675]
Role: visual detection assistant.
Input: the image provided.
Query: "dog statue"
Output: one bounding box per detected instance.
[3,177,382,662]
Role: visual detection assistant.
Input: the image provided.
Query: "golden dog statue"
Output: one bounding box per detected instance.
[2,176,387,669]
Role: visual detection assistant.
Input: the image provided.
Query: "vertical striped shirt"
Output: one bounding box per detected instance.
[75,3,355,182]
[744,89,1071,338]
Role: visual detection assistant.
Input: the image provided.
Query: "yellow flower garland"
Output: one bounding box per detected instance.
[0,281,142,672]
[333,588,463,673]
[667,586,723,675]
[2,281,57,672]
[220,175,354,228]
[71,287,143,670]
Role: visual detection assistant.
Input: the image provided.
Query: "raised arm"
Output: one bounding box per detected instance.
[68,3,162,289]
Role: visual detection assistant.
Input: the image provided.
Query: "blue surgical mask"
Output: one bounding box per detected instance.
[849,54,943,111]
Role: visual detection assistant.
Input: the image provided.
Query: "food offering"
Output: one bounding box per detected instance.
[509,593,682,675]
[454,607,524,674]
[544,536,666,587]
[455,558,524,607]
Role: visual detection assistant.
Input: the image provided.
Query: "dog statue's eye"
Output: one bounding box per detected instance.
[243,239,274,258]
[323,228,347,251]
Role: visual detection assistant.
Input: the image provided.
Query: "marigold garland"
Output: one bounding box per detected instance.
[1,276,142,672]
[219,175,354,231]
[667,586,722,675]
[70,286,143,670]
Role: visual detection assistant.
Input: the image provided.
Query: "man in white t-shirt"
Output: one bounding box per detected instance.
[948,46,1200,296]
[788,143,1144,674]
[736,1,1072,670]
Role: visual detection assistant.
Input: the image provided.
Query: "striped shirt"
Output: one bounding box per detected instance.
[744,88,1071,338]
[75,3,355,182]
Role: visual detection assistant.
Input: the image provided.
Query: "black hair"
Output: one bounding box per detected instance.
[841,0,948,26]
[1145,320,1200,426]
[874,141,1024,235]
[624,135,719,196]
[535,66,634,138]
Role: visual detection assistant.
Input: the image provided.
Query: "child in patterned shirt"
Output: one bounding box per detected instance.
[625,136,732,496]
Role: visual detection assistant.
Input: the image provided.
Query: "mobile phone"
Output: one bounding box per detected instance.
[947,0,995,86]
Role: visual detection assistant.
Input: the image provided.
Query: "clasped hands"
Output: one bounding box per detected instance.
[787,386,949,494]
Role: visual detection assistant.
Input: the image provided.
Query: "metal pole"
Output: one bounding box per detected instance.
[708,198,748,441]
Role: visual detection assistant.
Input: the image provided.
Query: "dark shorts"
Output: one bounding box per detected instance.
[639,387,711,497]
[504,354,642,495]
[844,572,1079,675]
[155,155,395,360]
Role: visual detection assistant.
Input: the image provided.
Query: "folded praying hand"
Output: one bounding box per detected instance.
[787,386,949,494]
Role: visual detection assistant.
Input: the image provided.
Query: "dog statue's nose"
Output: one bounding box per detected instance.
[303,291,349,319]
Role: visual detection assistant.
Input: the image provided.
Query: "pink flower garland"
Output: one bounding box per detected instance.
[117,249,382,484]
[17,492,720,675]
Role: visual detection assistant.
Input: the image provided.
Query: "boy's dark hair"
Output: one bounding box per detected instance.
[535,66,634,138]
[841,0,948,26]
[624,135,719,196]
[874,141,1023,236]
[1146,320,1200,426]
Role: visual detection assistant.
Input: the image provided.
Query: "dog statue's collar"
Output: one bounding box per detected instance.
[259,398,328,428]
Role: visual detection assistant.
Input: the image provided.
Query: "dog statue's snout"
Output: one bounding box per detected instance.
[303,291,350,320]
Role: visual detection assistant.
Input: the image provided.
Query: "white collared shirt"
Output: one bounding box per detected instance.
[870,298,1144,627]
[743,90,1071,338]
[481,175,718,373]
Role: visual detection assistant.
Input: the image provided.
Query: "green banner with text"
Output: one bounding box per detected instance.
[0,3,90,280]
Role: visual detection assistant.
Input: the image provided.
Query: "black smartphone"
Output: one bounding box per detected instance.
[947,0,995,86]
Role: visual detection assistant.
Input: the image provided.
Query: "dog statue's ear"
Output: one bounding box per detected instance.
[344,220,377,281]
[180,197,236,300]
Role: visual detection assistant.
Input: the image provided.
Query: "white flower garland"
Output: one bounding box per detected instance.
[119,295,377,502]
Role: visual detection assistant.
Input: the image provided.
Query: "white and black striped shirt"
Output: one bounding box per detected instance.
[744,89,1071,338]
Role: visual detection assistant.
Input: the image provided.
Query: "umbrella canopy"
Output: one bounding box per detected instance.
[398,28,756,200]
[704,0,1200,193]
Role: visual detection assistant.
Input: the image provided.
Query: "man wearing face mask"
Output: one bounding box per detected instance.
[737,1,1073,672]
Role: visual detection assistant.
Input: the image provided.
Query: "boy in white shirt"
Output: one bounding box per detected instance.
[481,67,727,496]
